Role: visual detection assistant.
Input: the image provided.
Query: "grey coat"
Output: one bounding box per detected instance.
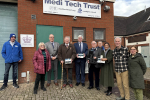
[45,42,59,58]
[128,53,147,89]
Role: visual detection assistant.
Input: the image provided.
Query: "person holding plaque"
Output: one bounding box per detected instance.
[58,36,76,88]
[100,42,114,96]
[87,41,101,90]
[74,35,88,87]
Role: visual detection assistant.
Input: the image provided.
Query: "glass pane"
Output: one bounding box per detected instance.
[94,30,104,40]
[74,30,84,39]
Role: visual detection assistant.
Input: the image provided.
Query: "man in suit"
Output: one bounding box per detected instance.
[58,36,76,88]
[74,35,88,86]
[45,34,59,86]
[87,41,101,90]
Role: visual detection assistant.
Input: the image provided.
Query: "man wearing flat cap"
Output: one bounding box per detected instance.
[0,33,23,91]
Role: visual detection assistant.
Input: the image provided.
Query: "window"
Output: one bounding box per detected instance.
[93,28,105,41]
[72,27,86,41]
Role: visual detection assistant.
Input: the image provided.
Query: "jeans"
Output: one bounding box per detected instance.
[3,62,18,86]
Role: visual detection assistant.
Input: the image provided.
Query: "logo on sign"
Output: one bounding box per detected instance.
[22,35,32,43]
[78,8,82,13]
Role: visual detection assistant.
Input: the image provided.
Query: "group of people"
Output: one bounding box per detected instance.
[0,33,147,100]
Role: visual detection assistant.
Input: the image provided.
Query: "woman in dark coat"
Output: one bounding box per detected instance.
[100,42,114,96]
[128,45,147,100]
[33,42,51,94]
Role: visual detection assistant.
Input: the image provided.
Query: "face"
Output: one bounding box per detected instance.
[64,38,69,44]
[91,41,97,48]
[130,47,137,55]
[98,42,102,47]
[104,44,109,50]
[78,37,83,42]
[115,38,121,47]
[10,37,16,42]
[39,44,45,50]
[49,34,54,42]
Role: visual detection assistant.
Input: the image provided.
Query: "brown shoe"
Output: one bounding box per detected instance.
[46,83,50,87]
[54,83,59,86]
[69,84,73,88]
[63,84,66,88]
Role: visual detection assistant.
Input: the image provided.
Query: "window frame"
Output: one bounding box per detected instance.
[93,28,106,41]
[72,27,86,42]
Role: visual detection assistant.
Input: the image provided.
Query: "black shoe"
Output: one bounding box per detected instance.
[0,85,7,91]
[76,83,80,86]
[87,86,93,89]
[104,90,109,93]
[13,84,19,88]
[34,90,37,94]
[106,91,112,96]
[82,83,85,87]
[96,87,100,90]
[41,87,47,91]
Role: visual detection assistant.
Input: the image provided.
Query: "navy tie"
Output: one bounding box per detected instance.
[51,43,54,48]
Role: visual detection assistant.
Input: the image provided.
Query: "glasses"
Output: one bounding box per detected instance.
[49,37,54,38]
[40,45,45,47]
[130,49,136,50]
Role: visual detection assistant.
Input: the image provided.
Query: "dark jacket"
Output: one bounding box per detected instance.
[100,49,114,87]
[33,49,51,74]
[128,53,147,89]
[87,48,102,68]
[58,43,76,68]
[74,42,88,62]
[1,40,23,63]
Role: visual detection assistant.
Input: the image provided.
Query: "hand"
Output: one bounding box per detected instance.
[87,60,89,63]
[61,60,64,64]
[83,53,85,58]
[101,58,107,61]
[52,57,56,60]
[71,59,73,63]
[18,60,22,62]
[76,54,79,58]
[93,57,97,59]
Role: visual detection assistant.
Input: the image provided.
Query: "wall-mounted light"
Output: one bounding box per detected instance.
[104,5,110,12]
[73,16,77,20]
[99,0,105,5]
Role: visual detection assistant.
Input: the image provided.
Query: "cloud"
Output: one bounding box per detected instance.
[114,0,150,17]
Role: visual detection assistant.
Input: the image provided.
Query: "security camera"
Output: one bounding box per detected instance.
[104,5,110,12]
[73,16,77,20]
[99,0,104,5]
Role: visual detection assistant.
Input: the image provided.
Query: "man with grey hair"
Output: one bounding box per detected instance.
[74,35,88,86]
[58,36,76,88]
[45,34,59,86]
[113,37,130,100]
[86,41,101,90]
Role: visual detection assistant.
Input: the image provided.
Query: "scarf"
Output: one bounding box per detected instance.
[104,48,110,57]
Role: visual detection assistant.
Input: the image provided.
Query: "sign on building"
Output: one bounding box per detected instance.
[20,34,34,47]
[43,0,101,18]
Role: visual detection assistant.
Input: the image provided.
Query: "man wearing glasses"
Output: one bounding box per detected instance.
[45,34,60,86]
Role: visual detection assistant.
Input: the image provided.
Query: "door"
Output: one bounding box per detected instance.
[36,25,63,80]
[0,4,18,81]
[141,46,150,68]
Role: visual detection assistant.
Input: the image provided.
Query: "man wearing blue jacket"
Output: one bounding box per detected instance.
[0,33,23,91]
[74,35,88,86]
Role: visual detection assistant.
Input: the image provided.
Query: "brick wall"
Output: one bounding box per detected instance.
[18,0,115,83]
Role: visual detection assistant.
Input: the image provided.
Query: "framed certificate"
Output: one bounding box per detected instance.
[65,58,72,64]
[78,53,84,58]
[97,58,105,63]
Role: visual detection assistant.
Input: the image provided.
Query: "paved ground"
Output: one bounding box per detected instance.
[0,80,150,100]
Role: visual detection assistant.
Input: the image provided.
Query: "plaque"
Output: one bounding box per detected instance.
[78,53,84,58]
[65,58,72,64]
[97,58,105,63]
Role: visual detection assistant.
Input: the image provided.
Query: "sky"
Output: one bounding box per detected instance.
[114,0,150,17]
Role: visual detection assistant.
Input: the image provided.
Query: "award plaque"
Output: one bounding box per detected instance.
[97,58,105,63]
[78,53,84,58]
[65,58,72,64]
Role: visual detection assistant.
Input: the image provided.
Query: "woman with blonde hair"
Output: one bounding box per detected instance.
[33,42,51,94]
[128,45,147,100]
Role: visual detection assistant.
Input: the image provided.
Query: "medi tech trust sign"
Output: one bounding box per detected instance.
[43,0,101,18]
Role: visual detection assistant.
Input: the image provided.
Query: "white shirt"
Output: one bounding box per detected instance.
[9,41,15,47]
[78,42,83,52]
